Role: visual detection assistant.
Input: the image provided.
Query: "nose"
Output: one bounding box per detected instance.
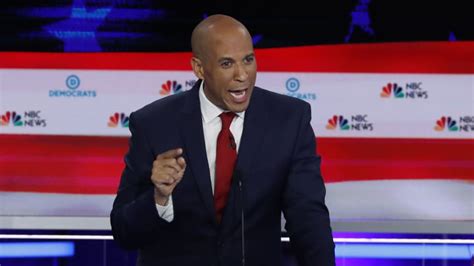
[234,63,248,82]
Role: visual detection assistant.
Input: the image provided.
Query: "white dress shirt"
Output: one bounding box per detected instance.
[156,82,245,222]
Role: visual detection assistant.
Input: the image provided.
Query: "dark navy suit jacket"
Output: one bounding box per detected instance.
[111,80,335,266]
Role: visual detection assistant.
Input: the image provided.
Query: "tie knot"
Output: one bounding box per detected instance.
[219,112,235,130]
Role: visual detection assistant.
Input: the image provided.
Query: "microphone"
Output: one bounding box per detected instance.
[233,170,245,266]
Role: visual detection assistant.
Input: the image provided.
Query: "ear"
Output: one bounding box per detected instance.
[191,57,204,80]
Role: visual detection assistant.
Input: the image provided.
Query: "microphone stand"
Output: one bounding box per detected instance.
[238,176,245,266]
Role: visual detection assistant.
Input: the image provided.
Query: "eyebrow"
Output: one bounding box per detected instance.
[218,57,235,63]
[218,53,255,62]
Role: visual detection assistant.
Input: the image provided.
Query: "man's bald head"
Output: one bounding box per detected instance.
[189,14,257,113]
[191,14,252,59]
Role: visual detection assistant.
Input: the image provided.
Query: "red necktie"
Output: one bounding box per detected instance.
[214,112,237,223]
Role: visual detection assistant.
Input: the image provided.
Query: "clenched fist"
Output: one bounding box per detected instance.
[151,148,186,206]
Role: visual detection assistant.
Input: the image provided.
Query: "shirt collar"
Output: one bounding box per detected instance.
[198,81,245,124]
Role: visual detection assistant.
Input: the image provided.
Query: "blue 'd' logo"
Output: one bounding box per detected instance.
[49,74,96,98]
[285,77,316,101]
[66,75,80,90]
[286,77,300,92]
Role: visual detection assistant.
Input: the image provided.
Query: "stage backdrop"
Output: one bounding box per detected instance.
[0,42,473,232]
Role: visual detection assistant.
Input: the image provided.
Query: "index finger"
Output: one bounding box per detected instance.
[156,148,183,160]
[177,157,186,168]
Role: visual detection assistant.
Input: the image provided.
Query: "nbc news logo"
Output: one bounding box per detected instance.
[0,111,47,127]
[435,116,474,132]
[326,115,373,131]
[380,82,428,99]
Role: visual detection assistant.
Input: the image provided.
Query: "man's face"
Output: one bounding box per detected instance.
[195,28,257,113]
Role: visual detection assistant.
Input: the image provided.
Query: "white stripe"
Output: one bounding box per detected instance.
[1,234,474,244]
[1,70,472,139]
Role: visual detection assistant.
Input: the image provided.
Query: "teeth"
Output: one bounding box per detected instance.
[230,90,246,99]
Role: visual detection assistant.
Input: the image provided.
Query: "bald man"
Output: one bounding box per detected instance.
[111,14,335,266]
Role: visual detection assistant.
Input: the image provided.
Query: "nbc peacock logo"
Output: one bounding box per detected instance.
[0,111,24,126]
[326,115,350,130]
[108,112,129,128]
[434,116,459,132]
[380,83,404,98]
[160,80,183,96]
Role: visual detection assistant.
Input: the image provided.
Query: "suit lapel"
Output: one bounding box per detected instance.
[220,88,269,235]
[235,88,269,176]
[180,81,216,222]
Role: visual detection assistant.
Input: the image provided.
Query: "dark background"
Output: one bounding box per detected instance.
[0,0,472,52]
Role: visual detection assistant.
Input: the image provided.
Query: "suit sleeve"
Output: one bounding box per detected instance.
[110,112,173,249]
[282,103,336,265]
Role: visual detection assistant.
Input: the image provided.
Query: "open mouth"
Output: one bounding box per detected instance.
[229,89,248,102]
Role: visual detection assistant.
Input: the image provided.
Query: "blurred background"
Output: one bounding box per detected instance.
[0,0,472,51]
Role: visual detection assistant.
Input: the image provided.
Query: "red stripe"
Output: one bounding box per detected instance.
[0,135,472,194]
[0,135,127,194]
[0,41,472,73]
[318,138,474,183]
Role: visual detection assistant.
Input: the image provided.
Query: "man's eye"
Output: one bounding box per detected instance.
[244,56,254,64]
[221,61,232,68]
